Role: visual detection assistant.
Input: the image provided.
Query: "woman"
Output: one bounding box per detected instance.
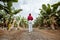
[27,13,33,32]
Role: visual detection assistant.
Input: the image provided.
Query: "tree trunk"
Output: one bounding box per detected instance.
[8,18,16,30]
[51,24,55,30]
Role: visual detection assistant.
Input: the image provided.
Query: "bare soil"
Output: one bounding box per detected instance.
[0,28,60,40]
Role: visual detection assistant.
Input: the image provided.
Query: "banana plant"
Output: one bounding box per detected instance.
[20,17,28,28]
[39,2,60,29]
[0,0,22,30]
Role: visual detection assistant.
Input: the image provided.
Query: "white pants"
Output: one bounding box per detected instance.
[28,20,33,32]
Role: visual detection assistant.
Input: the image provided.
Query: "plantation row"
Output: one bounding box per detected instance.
[0,0,60,30]
[33,2,60,30]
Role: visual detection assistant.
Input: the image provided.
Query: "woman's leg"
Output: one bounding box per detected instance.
[30,23,32,32]
[29,21,30,32]
[29,24,30,32]
[28,21,33,32]
[31,21,33,32]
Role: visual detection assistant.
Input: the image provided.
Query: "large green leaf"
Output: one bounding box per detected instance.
[52,2,60,7]
[46,4,51,14]
[0,0,7,2]
[0,0,18,2]
[52,2,60,12]
[42,4,47,11]
[0,4,4,10]
[13,0,18,2]
[7,1,12,8]
[12,9,22,15]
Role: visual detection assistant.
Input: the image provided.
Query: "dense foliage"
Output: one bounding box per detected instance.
[0,0,22,29]
[33,2,60,30]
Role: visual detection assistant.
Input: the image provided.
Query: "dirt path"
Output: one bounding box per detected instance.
[0,28,60,40]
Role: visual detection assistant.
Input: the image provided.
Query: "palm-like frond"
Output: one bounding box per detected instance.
[0,4,4,10]
[52,2,60,12]
[0,0,18,2]
[12,9,22,15]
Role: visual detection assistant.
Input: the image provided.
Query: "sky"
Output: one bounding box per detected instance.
[13,0,60,20]
[13,0,50,20]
